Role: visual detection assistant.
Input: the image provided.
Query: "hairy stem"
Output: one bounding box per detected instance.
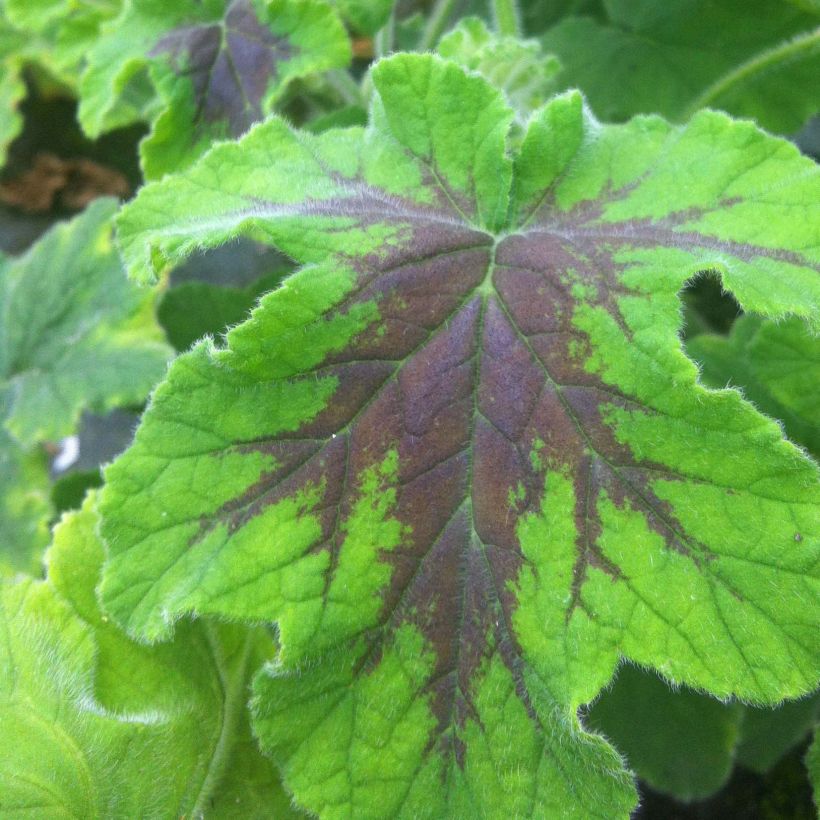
[684,27,820,118]
[419,0,459,50]
[492,0,522,37]
[189,624,255,819]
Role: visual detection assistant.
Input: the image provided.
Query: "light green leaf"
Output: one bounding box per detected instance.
[104,55,819,817]
[0,496,292,817]
[0,424,50,574]
[687,315,820,455]
[437,16,560,123]
[79,0,351,178]
[587,664,742,800]
[0,198,172,447]
[543,0,820,133]
[0,58,24,167]
[330,0,393,34]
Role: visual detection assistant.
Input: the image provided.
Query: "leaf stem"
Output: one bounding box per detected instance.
[419,0,459,50]
[189,624,255,819]
[683,27,820,120]
[374,7,396,57]
[492,0,522,37]
[324,69,363,107]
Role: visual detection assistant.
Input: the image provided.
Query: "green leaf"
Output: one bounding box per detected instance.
[0,58,24,167]
[0,198,172,447]
[330,0,393,34]
[158,270,288,351]
[687,315,820,456]
[0,496,293,816]
[437,16,560,123]
[587,664,742,800]
[79,0,351,178]
[542,0,820,133]
[809,729,820,811]
[0,426,50,574]
[104,55,820,817]
[736,692,820,773]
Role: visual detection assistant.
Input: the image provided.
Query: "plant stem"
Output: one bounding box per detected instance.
[419,0,459,50]
[683,27,820,118]
[492,0,522,37]
[374,7,396,57]
[189,625,255,819]
[324,69,363,107]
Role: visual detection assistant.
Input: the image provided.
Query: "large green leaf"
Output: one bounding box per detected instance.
[0,198,171,447]
[79,0,351,178]
[103,55,819,817]
[0,496,296,817]
[542,0,820,134]
[687,315,820,457]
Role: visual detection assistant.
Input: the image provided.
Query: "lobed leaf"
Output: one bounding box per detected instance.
[103,55,820,817]
[542,0,820,134]
[78,0,351,178]
[0,198,172,447]
[0,496,296,817]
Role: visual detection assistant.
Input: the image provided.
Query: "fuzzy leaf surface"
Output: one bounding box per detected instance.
[688,315,820,456]
[104,55,820,818]
[543,0,820,133]
[79,0,350,177]
[0,497,292,817]
[0,198,171,446]
[437,16,560,123]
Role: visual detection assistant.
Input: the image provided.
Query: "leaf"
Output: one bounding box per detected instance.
[809,729,820,811]
[0,425,50,574]
[104,55,820,817]
[0,496,292,817]
[735,692,820,773]
[587,664,742,800]
[0,58,24,167]
[158,269,288,351]
[687,315,820,456]
[437,16,560,123]
[79,0,351,178]
[542,0,820,134]
[0,198,172,447]
[330,0,393,34]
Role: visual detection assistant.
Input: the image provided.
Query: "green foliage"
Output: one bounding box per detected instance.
[542,0,820,133]
[587,664,743,800]
[1,2,819,816]
[0,496,297,817]
[102,54,819,816]
[79,0,352,177]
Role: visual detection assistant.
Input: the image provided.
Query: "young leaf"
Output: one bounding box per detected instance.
[437,16,560,123]
[0,496,295,817]
[79,0,351,177]
[587,664,742,800]
[104,55,819,816]
[330,0,393,34]
[687,316,820,456]
[0,198,172,447]
[0,57,24,167]
[0,425,50,574]
[542,0,820,134]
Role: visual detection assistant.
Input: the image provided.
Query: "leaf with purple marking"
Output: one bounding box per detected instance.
[78,0,350,178]
[103,55,820,817]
